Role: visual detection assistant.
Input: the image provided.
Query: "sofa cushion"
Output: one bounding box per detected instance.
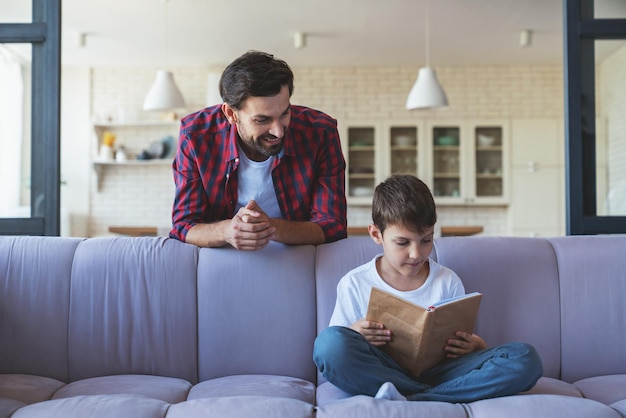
[520,377,582,397]
[315,381,352,405]
[51,374,192,404]
[464,394,622,418]
[11,394,169,418]
[0,236,83,381]
[315,395,467,418]
[187,375,315,404]
[574,375,626,405]
[196,242,317,383]
[548,235,626,383]
[67,237,199,383]
[0,374,66,405]
[166,396,315,418]
[610,399,626,417]
[0,398,25,418]
[433,237,562,379]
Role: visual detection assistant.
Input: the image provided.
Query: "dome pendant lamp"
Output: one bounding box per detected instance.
[406,0,448,110]
[144,70,186,111]
[143,0,186,112]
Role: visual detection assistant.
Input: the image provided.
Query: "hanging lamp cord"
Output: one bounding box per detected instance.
[425,0,431,68]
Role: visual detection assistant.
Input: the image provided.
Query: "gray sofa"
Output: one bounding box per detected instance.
[1,234,625,417]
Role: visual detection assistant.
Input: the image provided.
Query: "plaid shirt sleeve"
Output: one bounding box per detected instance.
[170,106,234,241]
[273,106,347,242]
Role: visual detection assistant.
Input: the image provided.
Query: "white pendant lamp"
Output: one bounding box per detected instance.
[144,70,186,111]
[406,0,448,110]
[143,0,186,112]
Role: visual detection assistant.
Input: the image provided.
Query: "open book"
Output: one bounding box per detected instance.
[366,288,482,376]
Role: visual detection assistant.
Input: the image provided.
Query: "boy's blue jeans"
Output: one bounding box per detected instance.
[313,326,543,403]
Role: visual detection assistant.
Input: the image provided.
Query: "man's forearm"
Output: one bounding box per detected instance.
[185,222,229,248]
[270,219,326,245]
[184,218,326,248]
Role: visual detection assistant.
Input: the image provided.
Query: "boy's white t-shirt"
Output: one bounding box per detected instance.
[234,147,282,219]
[329,254,466,327]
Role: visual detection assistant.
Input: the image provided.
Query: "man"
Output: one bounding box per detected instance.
[170,50,347,250]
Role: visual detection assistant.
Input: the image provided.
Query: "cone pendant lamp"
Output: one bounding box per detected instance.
[143,70,186,111]
[406,0,448,110]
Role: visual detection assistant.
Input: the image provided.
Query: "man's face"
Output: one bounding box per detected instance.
[222,85,291,162]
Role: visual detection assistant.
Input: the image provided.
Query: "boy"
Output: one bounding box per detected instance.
[313,175,542,403]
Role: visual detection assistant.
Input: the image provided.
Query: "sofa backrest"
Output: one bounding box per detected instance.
[0,236,200,384]
[0,236,83,382]
[548,235,626,382]
[67,237,199,383]
[433,236,562,379]
[196,242,318,383]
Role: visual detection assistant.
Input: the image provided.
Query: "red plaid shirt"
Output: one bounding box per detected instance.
[170,105,347,243]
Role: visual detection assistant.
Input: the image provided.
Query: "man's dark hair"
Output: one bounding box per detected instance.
[219,50,294,109]
[372,175,437,234]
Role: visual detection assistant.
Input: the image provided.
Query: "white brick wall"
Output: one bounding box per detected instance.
[89,64,564,237]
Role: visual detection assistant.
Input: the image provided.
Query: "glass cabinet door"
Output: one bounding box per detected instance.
[346,126,376,199]
[474,126,504,198]
[389,126,418,175]
[432,126,461,198]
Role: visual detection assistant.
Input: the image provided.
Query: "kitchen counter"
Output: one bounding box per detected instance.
[108,226,158,236]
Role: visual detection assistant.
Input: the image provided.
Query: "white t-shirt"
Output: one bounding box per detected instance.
[235,148,282,218]
[329,254,465,327]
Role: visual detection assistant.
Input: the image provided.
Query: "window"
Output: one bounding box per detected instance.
[564,0,626,234]
[0,0,61,235]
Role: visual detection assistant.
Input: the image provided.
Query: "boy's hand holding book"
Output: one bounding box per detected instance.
[444,331,487,358]
[350,319,391,347]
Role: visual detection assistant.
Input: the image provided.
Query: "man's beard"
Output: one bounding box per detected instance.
[238,134,284,159]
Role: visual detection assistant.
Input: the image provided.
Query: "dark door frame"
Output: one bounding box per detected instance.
[0,0,61,236]
[564,0,626,234]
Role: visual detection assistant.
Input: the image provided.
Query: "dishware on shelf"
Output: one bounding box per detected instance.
[393,135,415,146]
[351,186,374,197]
[349,167,374,174]
[477,134,496,146]
[436,136,458,146]
[350,141,370,147]
[147,141,165,159]
[98,144,114,161]
[115,146,127,163]
[161,135,176,158]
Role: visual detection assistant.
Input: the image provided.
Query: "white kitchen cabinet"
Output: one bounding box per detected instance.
[341,120,428,204]
[509,118,565,236]
[425,120,509,205]
[340,121,383,204]
[341,119,508,206]
[92,121,179,191]
[384,122,426,178]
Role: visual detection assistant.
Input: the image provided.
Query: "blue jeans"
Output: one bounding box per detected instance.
[313,326,543,403]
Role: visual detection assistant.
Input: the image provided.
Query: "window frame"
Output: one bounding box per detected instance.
[0,0,61,236]
[564,0,626,234]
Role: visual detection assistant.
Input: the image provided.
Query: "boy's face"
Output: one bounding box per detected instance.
[369,223,435,285]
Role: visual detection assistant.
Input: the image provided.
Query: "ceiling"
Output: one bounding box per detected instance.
[1,0,626,68]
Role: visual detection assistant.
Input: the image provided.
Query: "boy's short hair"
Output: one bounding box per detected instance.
[219,50,294,110]
[372,175,437,234]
